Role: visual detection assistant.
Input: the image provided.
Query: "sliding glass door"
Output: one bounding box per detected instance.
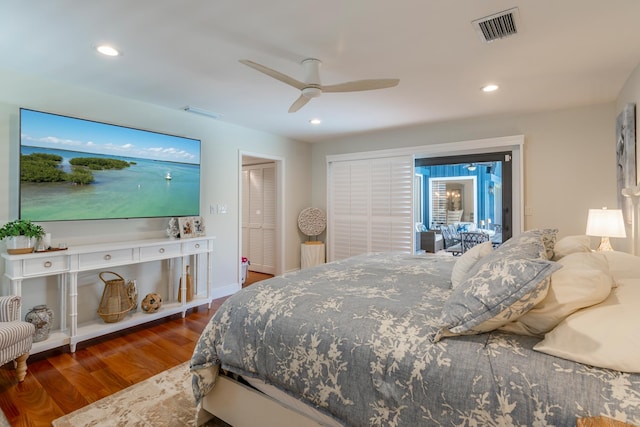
[415,151,512,243]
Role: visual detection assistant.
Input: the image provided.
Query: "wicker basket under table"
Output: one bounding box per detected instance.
[97,271,134,323]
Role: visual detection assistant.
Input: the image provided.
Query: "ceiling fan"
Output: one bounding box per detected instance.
[239,58,400,113]
[465,162,496,172]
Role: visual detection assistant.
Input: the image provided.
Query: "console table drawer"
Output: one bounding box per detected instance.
[140,244,181,260]
[22,256,68,277]
[79,248,134,269]
[182,240,208,254]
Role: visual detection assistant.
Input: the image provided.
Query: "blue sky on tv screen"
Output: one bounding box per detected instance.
[20,109,200,165]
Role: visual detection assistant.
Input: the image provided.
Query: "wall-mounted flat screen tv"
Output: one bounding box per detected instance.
[19,108,201,221]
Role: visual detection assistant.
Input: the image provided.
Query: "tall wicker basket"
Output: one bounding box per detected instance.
[97,271,134,323]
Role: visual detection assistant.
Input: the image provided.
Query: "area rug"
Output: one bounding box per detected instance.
[52,362,229,427]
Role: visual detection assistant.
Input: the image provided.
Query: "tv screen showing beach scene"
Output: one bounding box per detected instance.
[19,108,201,222]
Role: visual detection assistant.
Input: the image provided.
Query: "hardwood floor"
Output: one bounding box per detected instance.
[0,271,272,426]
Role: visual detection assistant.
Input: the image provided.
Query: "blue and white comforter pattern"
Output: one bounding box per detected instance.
[191,253,640,426]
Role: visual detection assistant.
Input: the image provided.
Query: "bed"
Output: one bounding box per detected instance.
[190,229,640,426]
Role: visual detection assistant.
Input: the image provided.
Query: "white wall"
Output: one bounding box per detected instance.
[0,69,312,296]
[311,103,622,249]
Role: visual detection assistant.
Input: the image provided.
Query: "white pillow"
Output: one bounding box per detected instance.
[602,250,640,282]
[450,241,493,288]
[534,275,640,373]
[551,235,591,261]
[499,252,612,336]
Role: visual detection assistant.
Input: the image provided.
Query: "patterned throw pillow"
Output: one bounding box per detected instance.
[500,228,558,260]
[434,230,562,342]
[434,257,561,341]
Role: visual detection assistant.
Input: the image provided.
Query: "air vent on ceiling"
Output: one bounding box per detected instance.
[472,7,520,43]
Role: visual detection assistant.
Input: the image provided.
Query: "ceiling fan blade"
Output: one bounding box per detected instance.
[288,94,311,113]
[239,60,306,90]
[322,79,399,93]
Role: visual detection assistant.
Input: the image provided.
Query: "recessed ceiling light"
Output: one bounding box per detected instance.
[482,84,499,93]
[309,118,322,125]
[96,45,120,57]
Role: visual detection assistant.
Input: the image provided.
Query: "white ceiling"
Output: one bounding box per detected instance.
[2,1,640,143]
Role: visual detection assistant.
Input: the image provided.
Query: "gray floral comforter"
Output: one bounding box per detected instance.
[190,253,640,426]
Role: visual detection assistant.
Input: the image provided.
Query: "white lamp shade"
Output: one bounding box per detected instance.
[585,208,626,238]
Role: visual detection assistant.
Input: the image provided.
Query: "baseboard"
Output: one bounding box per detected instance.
[210,283,241,300]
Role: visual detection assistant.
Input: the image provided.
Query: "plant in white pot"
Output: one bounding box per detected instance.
[0,219,45,254]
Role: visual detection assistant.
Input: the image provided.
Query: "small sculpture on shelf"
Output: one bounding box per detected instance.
[141,293,163,313]
[166,217,180,239]
[127,279,138,311]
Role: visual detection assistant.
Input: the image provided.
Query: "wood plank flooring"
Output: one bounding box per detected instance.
[0,271,272,427]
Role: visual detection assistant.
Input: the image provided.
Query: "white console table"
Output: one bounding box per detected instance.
[2,236,215,354]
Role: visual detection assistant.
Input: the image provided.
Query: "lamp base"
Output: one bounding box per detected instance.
[596,236,614,252]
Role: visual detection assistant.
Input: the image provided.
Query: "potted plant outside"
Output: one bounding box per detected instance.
[0,219,45,254]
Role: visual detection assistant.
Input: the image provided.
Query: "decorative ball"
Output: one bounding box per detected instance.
[141,293,163,313]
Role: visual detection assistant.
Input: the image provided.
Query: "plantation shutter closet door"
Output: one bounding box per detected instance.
[241,164,276,275]
[328,156,414,262]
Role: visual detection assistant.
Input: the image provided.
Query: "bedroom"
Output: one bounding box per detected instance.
[0,1,639,425]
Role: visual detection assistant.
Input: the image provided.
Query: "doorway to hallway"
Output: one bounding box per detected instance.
[240,155,282,277]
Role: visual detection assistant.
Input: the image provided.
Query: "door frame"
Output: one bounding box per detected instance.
[239,151,285,282]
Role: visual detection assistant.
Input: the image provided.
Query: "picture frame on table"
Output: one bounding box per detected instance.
[178,216,205,238]
[178,217,195,238]
[193,216,206,237]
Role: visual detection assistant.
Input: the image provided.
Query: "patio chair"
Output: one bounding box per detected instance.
[440,224,462,255]
[460,231,491,254]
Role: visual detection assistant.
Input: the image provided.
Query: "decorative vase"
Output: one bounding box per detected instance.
[25,304,54,342]
[178,265,194,302]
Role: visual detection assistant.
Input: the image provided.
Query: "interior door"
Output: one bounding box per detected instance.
[242,164,276,274]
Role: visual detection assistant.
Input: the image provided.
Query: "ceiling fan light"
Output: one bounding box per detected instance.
[302,87,322,98]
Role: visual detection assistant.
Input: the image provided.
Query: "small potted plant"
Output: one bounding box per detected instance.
[0,219,45,254]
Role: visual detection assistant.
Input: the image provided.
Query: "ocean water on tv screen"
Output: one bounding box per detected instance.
[20,147,200,221]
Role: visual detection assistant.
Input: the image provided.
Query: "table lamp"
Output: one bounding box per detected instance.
[585,207,626,251]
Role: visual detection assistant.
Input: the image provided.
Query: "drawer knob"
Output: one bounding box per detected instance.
[195,243,200,249]
[159,248,165,253]
[44,261,52,268]
[104,254,112,261]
